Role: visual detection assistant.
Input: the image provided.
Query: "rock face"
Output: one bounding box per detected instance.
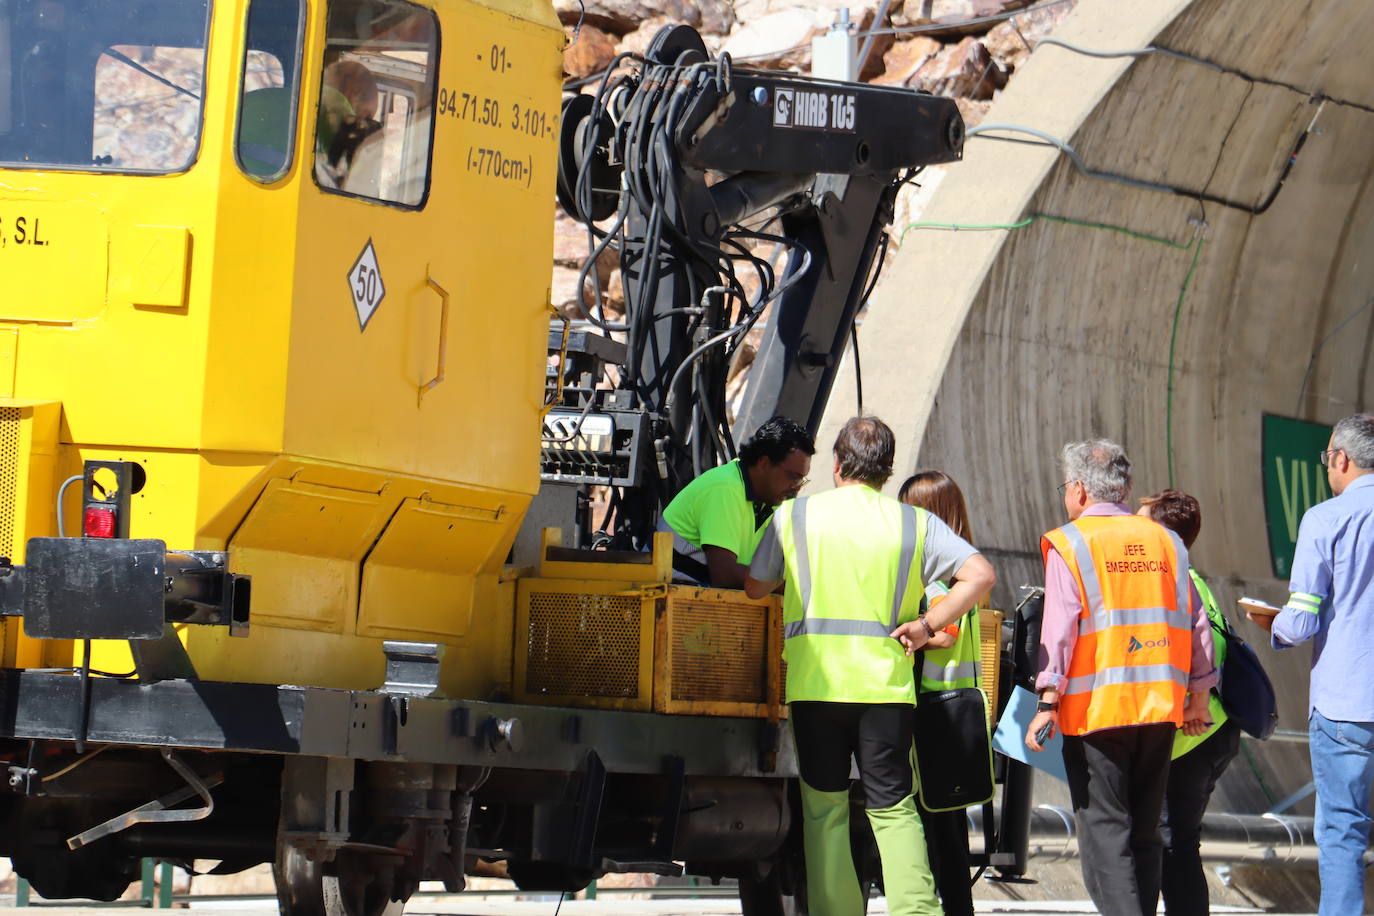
[563,25,619,77]
[554,0,735,35]
[912,34,1007,99]
[872,35,941,85]
[982,0,1077,68]
[720,9,827,69]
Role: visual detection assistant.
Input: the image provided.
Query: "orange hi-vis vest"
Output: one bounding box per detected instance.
[1042,514,1194,737]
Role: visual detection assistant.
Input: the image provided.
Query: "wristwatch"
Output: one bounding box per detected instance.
[917,616,936,639]
[1036,700,1058,713]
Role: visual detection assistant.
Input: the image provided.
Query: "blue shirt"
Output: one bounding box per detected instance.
[1272,474,1374,722]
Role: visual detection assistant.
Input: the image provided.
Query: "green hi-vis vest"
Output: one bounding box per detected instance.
[918,581,981,693]
[1172,569,1230,759]
[776,486,928,705]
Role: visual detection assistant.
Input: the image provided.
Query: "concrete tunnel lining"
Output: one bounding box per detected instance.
[807,1,1374,904]
[817,0,1374,608]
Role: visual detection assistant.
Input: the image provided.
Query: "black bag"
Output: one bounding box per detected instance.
[912,685,994,812]
[1010,586,1045,693]
[1213,614,1279,740]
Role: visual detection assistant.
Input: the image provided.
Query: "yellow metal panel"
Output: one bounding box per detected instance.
[109,224,191,309]
[184,576,517,698]
[230,478,390,633]
[358,491,523,640]
[0,201,109,323]
[281,0,562,500]
[0,330,17,397]
[537,530,675,583]
[0,400,59,668]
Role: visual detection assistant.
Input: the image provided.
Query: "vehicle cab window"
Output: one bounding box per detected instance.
[313,0,437,208]
[236,0,305,181]
[0,0,212,173]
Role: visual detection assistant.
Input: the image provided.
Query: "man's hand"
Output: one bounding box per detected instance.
[744,575,782,600]
[1180,690,1213,736]
[704,545,749,590]
[1247,611,1276,633]
[889,620,931,655]
[1025,709,1057,752]
[925,630,956,649]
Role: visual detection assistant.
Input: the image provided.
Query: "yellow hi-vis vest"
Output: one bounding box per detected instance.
[919,581,980,693]
[776,486,928,704]
[1041,515,1194,737]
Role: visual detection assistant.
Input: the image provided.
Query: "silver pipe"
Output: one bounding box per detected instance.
[855,0,894,79]
[1266,729,1309,743]
[965,807,1363,868]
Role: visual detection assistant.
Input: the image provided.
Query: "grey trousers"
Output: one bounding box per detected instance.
[1062,723,1175,916]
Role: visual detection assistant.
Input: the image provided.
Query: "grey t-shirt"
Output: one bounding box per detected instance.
[749,502,978,588]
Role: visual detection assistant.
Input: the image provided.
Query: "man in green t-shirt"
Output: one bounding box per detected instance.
[660,416,814,588]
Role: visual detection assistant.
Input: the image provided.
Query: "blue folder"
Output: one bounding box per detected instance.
[992,685,1068,783]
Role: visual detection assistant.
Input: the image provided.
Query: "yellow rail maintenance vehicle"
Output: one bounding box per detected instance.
[0,0,965,911]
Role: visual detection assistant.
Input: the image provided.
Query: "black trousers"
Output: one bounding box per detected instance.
[1062,722,1175,916]
[790,701,913,807]
[917,805,973,916]
[1160,719,1241,915]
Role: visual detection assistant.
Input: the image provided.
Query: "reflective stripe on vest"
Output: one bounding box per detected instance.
[783,497,923,638]
[921,656,980,686]
[1064,663,1189,695]
[777,488,929,704]
[1058,523,1191,638]
[785,618,891,639]
[791,496,814,614]
[919,588,981,693]
[1043,514,1193,736]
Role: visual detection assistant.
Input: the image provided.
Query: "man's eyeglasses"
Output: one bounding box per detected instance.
[1057,480,1078,494]
[1319,449,1342,468]
[788,473,810,489]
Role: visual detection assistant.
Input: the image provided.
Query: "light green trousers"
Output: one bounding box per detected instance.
[799,780,941,916]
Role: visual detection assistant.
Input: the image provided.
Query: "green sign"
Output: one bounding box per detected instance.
[1261,414,1333,578]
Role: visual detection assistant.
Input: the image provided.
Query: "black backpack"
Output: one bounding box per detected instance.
[1212,612,1279,740]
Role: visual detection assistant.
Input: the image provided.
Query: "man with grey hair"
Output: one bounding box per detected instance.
[1250,413,1374,916]
[1025,438,1216,916]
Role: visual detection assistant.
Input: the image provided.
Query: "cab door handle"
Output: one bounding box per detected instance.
[418,269,449,404]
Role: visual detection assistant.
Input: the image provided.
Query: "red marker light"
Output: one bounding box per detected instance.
[83,507,117,538]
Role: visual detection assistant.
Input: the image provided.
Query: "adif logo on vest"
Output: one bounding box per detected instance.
[1127,635,1169,653]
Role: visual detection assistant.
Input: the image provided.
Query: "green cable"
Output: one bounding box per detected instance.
[897,211,1204,484]
[1165,235,1204,488]
[896,212,1194,250]
[1239,738,1279,806]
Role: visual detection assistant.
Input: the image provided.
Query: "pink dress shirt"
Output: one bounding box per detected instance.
[1035,502,1218,694]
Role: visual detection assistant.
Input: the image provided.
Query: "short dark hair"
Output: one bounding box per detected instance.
[1139,488,1201,549]
[834,416,895,486]
[739,416,815,467]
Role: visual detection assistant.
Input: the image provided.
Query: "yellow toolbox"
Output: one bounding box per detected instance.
[978,608,1005,726]
[515,530,784,718]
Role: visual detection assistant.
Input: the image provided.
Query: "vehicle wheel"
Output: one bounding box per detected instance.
[275,846,404,916]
